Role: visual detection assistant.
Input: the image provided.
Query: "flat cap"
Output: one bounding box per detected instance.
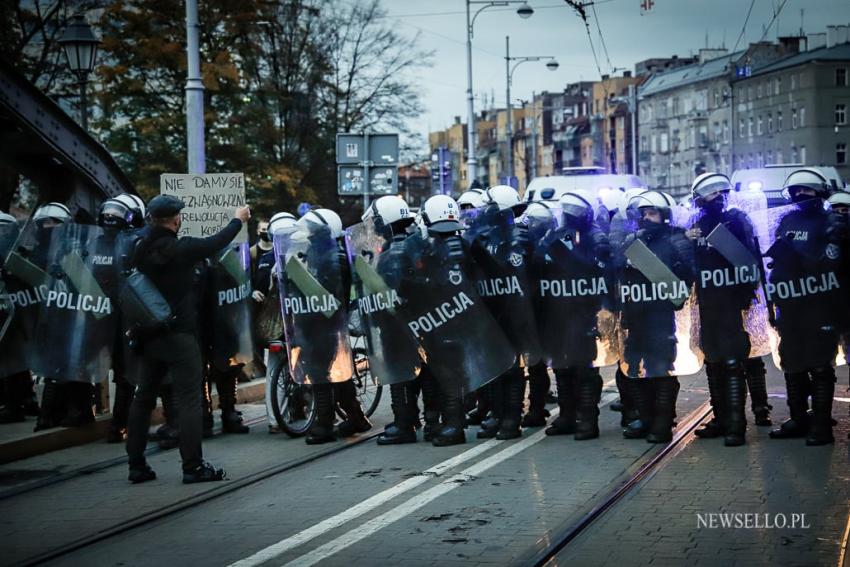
[147,195,185,219]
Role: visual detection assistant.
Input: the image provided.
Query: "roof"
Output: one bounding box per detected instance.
[747,42,850,77]
[638,51,742,98]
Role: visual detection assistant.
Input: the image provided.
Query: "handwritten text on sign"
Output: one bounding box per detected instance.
[160,173,248,243]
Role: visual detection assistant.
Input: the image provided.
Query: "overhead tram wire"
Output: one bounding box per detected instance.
[590,1,615,75]
[563,0,611,100]
[730,0,757,56]
[377,1,623,20]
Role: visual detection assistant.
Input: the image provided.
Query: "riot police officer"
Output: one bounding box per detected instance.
[767,168,844,446]
[616,191,696,443]
[535,190,611,440]
[288,209,371,445]
[686,173,763,446]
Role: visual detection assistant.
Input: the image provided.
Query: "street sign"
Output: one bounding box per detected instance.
[430,146,452,195]
[335,133,400,202]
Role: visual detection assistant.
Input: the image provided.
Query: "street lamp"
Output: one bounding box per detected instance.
[505,35,558,180]
[59,14,100,131]
[466,1,534,188]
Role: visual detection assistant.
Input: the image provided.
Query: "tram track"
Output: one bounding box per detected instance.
[15,425,384,567]
[526,400,713,567]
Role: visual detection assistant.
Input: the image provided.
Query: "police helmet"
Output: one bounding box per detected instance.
[419,195,463,233]
[691,172,732,202]
[33,202,71,224]
[98,198,133,228]
[559,189,596,227]
[362,195,412,225]
[827,191,850,208]
[298,208,344,239]
[268,211,298,235]
[783,168,830,200]
[481,185,521,212]
[0,211,15,224]
[457,188,486,210]
[629,190,675,222]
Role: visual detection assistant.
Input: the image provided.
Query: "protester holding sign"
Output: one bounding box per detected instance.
[125,194,250,484]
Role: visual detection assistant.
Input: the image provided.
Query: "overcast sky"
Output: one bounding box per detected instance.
[374,0,848,146]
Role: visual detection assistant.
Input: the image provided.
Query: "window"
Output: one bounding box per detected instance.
[838,143,847,165]
[738,118,745,137]
[837,104,847,125]
[801,146,807,163]
[792,107,798,129]
[775,77,781,95]
[723,120,729,142]
[767,150,773,164]
[791,74,797,89]
[748,117,753,136]
[757,152,763,166]
[757,83,763,98]
[777,110,783,131]
[748,87,753,101]
[800,107,806,128]
[791,145,798,163]
[837,68,848,87]
[768,113,773,133]
[776,150,783,164]
[757,115,763,135]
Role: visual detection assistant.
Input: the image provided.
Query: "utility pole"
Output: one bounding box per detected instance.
[505,36,513,180]
[464,2,477,187]
[531,91,538,179]
[629,84,638,175]
[185,0,205,174]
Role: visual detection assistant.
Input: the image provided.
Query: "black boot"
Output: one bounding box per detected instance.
[419,367,441,441]
[744,357,773,426]
[0,371,31,423]
[610,368,625,413]
[615,368,635,428]
[496,367,524,440]
[108,378,134,443]
[377,382,418,445]
[806,368,835,446]
[623,377,654,439]
[59,382,95,427]
[647,376,678,443]
[723,363,747,447]
[574,368,602,440]
[477,379,503,439]
[696,363,724,439]
[335,380,372,437]
[466,390,489,426]
[523,362,551,427]
[770,372,810,439]
[218,369,249,434]
[432,387,466,447]
[34,380,62,432]
[306,383,336,444]
[545,369,577,436]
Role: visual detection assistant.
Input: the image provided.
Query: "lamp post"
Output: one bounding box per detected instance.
[505,36,558,181]
[59,15,100,132]
[466,1,533,189]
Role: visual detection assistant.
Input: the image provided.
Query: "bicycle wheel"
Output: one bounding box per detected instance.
[270,362,315,437]
[351,344,382,417]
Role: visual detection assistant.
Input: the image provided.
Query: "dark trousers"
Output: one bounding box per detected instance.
[126,333,204,472]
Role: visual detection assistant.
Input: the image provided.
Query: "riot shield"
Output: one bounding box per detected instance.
[0,221,52,378]
[688,193,772,363]
[397,232,515,395]
[464,206,542,365]
[530,221,617,369]
[0,221,20,343]
[611,212,703,378]
[203,243,254,372]
[346,220,422,385]
[29,223,116,383]
[761,201,843,372]
[275,227,353,385]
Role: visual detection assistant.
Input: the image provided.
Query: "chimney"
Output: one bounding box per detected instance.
[601,74,610,80]
[623,70,632,78]
[698,48,728,63]
[454,115,461,125]
[807,32,827,50]
[827,25,850,48]
[778,36,803,54]
[672,54,679,60]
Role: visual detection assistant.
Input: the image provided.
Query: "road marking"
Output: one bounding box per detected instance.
[228,438,504,567]
[280,392,619,567]
[838,508,850,567]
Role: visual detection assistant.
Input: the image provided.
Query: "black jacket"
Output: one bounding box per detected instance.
[135,219,243,333]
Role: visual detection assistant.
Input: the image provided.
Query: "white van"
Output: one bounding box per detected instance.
[730,165,846,208]
[523,167,645,204]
